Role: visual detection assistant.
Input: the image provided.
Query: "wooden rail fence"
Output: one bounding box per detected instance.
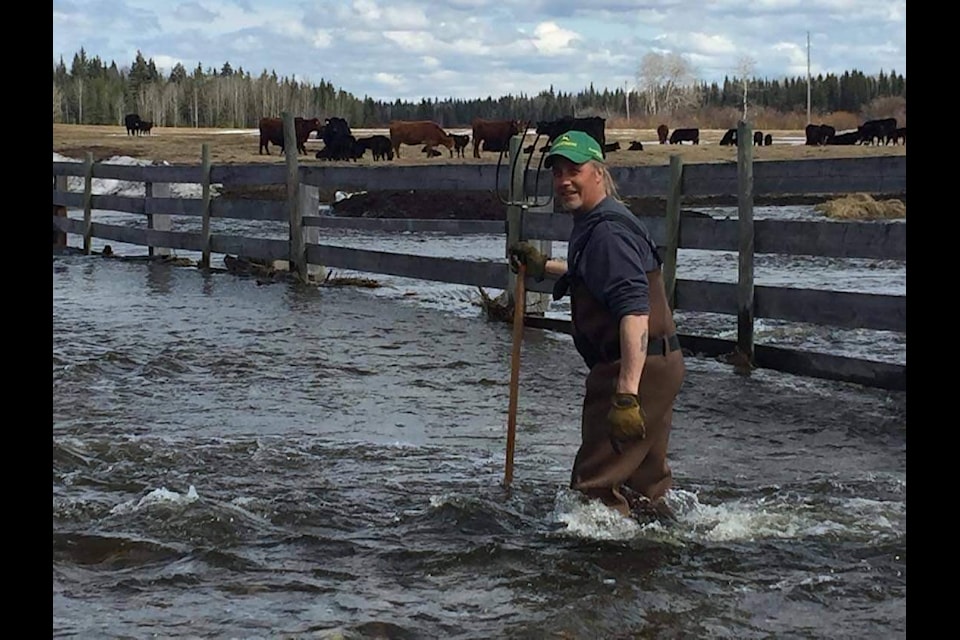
[54,116,906,390]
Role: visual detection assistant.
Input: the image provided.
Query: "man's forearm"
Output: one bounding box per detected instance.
[618,314,649,394]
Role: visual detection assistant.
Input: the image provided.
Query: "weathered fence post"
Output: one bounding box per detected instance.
[54,175,68,247]
[145,180,172,257]
[735,120,756,374]
[300,184,326,282]
[527,197,553,316]
[82,152,93,255]
[200,143,212,269]
[283,112,306,280]
[662,155,684,307]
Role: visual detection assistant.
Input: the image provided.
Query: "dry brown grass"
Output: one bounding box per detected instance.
[53,124,907,168]
[814,193,906,220]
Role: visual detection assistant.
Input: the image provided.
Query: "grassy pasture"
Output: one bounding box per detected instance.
[53,124,906,167]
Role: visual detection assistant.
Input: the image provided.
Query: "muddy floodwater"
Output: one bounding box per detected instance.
[54,212,906,638]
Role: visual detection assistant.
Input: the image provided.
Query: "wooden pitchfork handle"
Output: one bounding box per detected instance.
[504,263,525,487]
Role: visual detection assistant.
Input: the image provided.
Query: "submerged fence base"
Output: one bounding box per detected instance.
[522,316,905,392]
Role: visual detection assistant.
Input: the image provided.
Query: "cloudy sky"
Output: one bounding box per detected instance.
[53,0,906,102]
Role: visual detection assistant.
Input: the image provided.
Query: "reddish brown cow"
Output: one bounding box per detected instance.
[657,124,669,144]
[471,118,524,158]
[389,120,454,158]
[258,116,323,155]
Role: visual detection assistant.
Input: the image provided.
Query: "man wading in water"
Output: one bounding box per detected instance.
[509,130,685,522]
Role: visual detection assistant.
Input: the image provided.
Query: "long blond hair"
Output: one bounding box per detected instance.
[592,161,623,202]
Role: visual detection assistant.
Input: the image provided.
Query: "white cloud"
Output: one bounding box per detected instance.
[531,22,581,54]
[682,32,738,57]
[383,30,437,54]
[374,72,405,88]
[172,2,216,22]
[311,30,333,49]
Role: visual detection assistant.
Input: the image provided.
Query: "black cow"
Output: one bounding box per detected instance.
[858,118,897,145]
[422,146,442,158]
[603,141,620,154]
[719,128,738,146]
[628,140,644,151]
[317,136,366,161]
[669,128,699,144]
[356,135,394,161]
[484,138,510,153]
[753,131,764,146]
[124,113,142,136]
[349,140,367,160]
[805,123,835,146]
[534,116,606,152]
[827,130,861,145]
[138,120,154,136]
[316,117,356,161]
[451,134,470,158]
[763,134,772,146]
[893,127,907,145]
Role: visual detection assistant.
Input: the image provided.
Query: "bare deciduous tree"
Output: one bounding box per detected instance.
[736,55,757,122]
[635,52,700,117]
[75,77,84,124]
[53,83,63,122]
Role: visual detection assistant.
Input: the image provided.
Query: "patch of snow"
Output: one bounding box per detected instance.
[53,152,220,198]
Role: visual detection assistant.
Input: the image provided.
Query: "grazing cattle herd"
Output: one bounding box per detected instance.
[719,127,773,147]
[805,118,905,146]
[113,112,905,161]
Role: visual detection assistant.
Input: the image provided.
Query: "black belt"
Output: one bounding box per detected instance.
[648,334,681,356]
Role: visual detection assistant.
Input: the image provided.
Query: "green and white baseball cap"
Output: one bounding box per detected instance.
[544,130,605,167]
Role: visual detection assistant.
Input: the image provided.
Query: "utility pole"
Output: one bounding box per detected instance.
[806,31,812,125]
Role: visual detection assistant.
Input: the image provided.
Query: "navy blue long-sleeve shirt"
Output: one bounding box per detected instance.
[566,196,661,319]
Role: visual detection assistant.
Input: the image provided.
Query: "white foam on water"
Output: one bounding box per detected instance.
[544,485,902,544]
[109,484,200,515]
[681,491,904,543]
[689,500,805,541]
[549,488,670,541]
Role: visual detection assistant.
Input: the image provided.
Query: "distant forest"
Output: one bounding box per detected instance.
[53,48,907,130]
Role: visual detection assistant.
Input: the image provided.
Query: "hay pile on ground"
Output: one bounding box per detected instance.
[814,193,906,220]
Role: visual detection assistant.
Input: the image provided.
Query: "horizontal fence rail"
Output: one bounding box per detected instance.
[53,136,906,390]
[53,155,906,198]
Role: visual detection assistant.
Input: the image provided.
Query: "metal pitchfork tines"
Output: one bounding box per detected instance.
[495,122,552,209]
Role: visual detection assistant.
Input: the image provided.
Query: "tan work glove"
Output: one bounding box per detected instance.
[508,241,547,282]
[608,392,646,452]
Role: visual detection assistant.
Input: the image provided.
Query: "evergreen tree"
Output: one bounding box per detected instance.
[169,63,187,84]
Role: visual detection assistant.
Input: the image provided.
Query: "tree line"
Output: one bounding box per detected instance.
[53,48,906,130]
